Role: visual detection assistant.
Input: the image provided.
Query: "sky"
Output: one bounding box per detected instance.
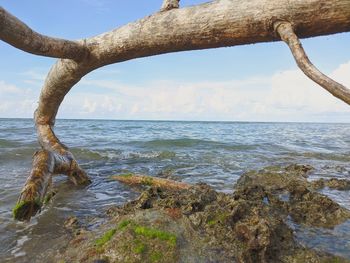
[0,0,350,122]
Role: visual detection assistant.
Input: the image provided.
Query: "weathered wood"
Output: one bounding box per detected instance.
[13,150,52,220]
[275,21,350,105]
[161,0,180,11]
[111,174,190,191]
[1,0,350,221]
[0,7,88,60]
[13,146,90,221]
[36,0,350,128]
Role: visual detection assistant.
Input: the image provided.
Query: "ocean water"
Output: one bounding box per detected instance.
[0,118,349,261]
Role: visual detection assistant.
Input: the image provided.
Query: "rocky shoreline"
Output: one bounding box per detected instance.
[53,165,350,263]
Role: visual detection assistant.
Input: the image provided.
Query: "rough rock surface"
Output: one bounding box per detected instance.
[54,165,350,263]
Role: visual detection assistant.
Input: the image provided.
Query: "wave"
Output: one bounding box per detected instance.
[0,139,23,148]
[120,126,143,130]
[302,152,350,162]
[141,138,258,151]
[143,138,204,148]
[71,148,176,161]
[0,147,38,162]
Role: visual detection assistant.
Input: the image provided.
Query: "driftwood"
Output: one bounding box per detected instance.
[111,174,190,191]
[1,0,349,220]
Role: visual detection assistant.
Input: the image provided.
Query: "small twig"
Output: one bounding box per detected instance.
[274,21,350,105]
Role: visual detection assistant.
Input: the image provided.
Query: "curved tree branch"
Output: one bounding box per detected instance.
[14,59,92,221]
[274,21,350,105]
[0,6,88,60]
[3,0,350,220]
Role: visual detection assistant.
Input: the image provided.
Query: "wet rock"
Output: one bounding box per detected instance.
[93,260,109,263]
[64,216,80,230]
[289,186,350,228]
[53,164,350,263]
[235,164,312,192]
[285,164,314,176]
[311,178,350,191]
[236,164,350,228]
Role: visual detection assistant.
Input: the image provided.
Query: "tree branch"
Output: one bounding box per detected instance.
[111,174,190,191]
[0,6,89,60]
[274,21,350,105]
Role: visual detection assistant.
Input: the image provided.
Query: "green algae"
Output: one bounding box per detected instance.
[13,201,28,219]
[95,228,117,247]
[133,240,146,254]
[207,212,230,226]
[118,173,134,178]
[141,177,154,186]
[13,198,42,220]
[118,219,132,230]
[118,219,177,246]
[150,251,163,262]
[43,190,57,205]
[134,225,177,246]
[207,219,216,226]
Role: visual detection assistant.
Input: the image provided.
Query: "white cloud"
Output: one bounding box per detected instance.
[0,81,39,117]
[1,62,350,122]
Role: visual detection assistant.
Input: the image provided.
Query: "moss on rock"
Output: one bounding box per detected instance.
[95,228,117,247]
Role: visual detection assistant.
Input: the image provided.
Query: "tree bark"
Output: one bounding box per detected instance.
[111,174,190,191]
[275,21,350,105]
[0,7,88,60]
[161,0,180,12]
[1,0,349,221]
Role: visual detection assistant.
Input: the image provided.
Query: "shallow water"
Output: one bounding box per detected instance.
[0,119,349,261]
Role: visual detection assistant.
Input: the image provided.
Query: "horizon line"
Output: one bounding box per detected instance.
[0,117,349,125]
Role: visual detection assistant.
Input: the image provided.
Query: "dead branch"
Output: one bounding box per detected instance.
[274,21,350,105]
[111,174,190,191]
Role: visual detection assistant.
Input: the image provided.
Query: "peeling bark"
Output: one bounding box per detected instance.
[1,0,350,221]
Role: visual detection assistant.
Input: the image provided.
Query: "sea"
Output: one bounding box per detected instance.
[0,118,349,261]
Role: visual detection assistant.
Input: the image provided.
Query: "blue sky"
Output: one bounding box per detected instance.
[0,0,350,122]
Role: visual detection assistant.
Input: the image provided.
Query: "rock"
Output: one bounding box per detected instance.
[235,164,350,228]
[311,178,350,191]
[53,165,350,263]
[64,216,80,230]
